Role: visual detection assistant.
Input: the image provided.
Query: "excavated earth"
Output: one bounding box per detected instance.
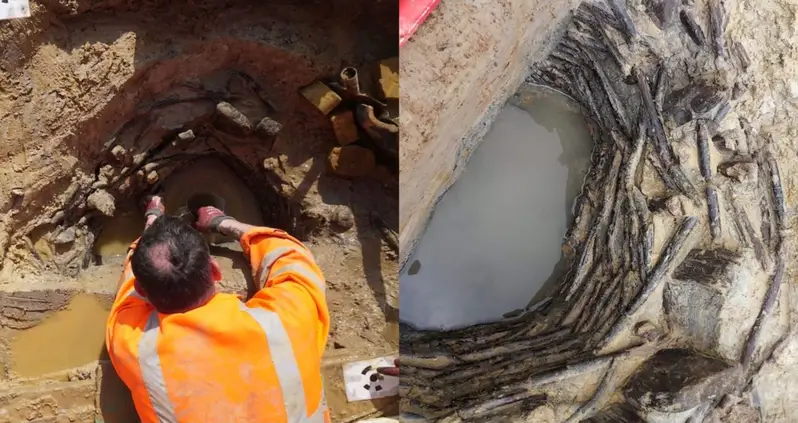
[401,0,798,422]
[0,1,398,422]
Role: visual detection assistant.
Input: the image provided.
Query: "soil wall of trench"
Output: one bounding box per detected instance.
[398,0,582,266]
[0,1,400,422]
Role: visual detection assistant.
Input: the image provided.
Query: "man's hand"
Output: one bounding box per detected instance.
[142,195,165,228]
[195,206,234,233]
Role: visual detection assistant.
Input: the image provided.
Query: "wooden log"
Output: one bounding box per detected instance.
[696,121,712,181]
[708,0,727,58]
[742,259,785,371]
[707,185,722,240]
[598,216,698,349]
[680,8,706,46]
[586,50,634,138]
[635,67,699,201]
[607,0,638,42]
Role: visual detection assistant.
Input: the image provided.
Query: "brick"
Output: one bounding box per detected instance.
[300,81,342,115]
[377,57,399,100]
[329,146,375,178]
[330,110,359,145]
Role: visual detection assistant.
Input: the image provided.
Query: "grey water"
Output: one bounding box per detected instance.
[400,87,594,330]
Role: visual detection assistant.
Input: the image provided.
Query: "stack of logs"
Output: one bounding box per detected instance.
[300,58,399,179]
[400,0,788,421]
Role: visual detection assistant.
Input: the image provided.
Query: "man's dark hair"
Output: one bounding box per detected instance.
[131,216,214,313]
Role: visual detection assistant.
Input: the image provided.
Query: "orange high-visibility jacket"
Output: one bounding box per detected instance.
[106,227,331,423]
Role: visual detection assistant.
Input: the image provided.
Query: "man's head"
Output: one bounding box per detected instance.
[131,216,221,313]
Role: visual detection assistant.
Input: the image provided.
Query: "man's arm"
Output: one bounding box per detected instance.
[217,219,255,239]
[236,222,329,352]
[195,207,329,351]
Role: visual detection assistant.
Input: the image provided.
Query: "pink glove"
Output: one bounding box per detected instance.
[142,195,165,220]
[195,206,233,233]
[376,358,399,378]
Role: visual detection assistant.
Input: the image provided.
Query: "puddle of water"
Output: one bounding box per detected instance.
[400,87,593,330]
[12,294,110,377]
[94,212,145,258]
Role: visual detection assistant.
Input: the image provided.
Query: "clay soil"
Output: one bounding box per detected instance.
[0,0,399,421]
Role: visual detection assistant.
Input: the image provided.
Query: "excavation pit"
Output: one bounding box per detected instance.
[0,1,398,420]
[401,0,792,421]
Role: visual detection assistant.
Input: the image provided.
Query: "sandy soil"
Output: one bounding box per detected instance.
[0,0,399,421]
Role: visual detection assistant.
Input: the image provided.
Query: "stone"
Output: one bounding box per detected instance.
[216,102,252,134]
[300,81,342,115]
[331,207,355,231]
[262,157,280,171]
[328,146,376,178]
[718,160,757,184]
[584,403,645,422]
[712,133,736,152]
[146,170,159,185]
[690,84,727,115]
[330,110,359,145]
[624,349,743,413]
[110,145,127,162]
[87,190,116,217]
[256,117,283,137]
[377,57,399,100]
[178,129,195,142]
[49,210,65,224]
[53,227,77,245]
[665,248,767,360]
[133,152,147,166]
[634,321,663,342]
[98,165,118,185]
[10,188,24,209]
[172,129,195,147]
[665,196,685,216]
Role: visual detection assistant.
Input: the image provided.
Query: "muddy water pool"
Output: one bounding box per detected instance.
[400,87,593,330]
[11,294,110,377]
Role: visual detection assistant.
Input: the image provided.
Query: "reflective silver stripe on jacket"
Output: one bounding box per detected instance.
[256,247,324,292]
[138,311,177,423]
[255,246,297,286]
[240,303,327,422]
[269,263,325,293]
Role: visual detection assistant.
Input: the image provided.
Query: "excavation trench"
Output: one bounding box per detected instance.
[401,0,791,421]
[0,1,399,421]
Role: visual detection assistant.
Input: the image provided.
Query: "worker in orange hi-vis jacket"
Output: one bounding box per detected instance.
[106,194,330,423]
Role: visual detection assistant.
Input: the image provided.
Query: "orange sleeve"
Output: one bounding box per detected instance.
[241,227,330,353]
[106,239,152,352]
